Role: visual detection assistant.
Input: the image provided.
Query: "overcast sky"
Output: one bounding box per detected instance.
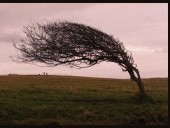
[0,3,168,78]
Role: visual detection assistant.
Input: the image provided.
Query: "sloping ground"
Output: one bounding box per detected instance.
[0,75,168,125]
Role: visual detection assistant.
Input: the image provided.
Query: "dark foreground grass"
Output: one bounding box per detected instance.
[0,75,168,125]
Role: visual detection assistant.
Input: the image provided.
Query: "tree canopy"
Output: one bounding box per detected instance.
[13,21,150,97]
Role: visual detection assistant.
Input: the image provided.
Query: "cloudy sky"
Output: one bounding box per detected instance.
[0,3,168,78]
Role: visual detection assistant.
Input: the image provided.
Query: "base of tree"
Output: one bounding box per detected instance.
[131,92,155,104]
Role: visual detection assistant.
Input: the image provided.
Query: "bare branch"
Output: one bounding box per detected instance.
[12,21,147,94]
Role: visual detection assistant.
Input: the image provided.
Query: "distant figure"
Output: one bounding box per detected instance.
[43,72,45,75]
[46,73,48,75]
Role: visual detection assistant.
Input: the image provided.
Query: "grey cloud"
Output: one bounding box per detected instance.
[0,3,97,22]
[0,3,98,42]
[0,32,21,43]
[0,3,97,12]
[0,3,97,43]
[150,48,168,53]
[125,39,168,49]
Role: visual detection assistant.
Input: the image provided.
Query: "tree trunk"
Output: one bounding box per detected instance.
[136,77,145,94]
[127,65,146,94]
[127,66,155,103]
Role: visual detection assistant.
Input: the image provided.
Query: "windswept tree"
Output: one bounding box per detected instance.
[12,21,153,101]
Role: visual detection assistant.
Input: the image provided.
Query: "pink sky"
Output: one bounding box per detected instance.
[0,3,168,78]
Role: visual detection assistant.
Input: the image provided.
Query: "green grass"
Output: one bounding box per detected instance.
[0,75,168,125]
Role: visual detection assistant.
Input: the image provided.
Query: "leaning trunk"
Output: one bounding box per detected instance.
[127,66,155,103]
[136,77,145,94]
[127,65,146,94]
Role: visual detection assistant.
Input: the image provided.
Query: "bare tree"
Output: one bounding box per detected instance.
[12,21,153,101]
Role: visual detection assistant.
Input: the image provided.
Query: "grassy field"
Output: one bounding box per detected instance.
[0,75,168,125]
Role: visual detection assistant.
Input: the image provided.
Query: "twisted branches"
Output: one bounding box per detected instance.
[13,21,137,71]
[12,21,149,98]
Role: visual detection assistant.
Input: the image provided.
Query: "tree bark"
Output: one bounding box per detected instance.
[125,63,155,103]
[136,78,146,94]
[127,65,146,94]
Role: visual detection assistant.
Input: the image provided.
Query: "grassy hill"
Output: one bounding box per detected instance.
[0,75,168,125]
